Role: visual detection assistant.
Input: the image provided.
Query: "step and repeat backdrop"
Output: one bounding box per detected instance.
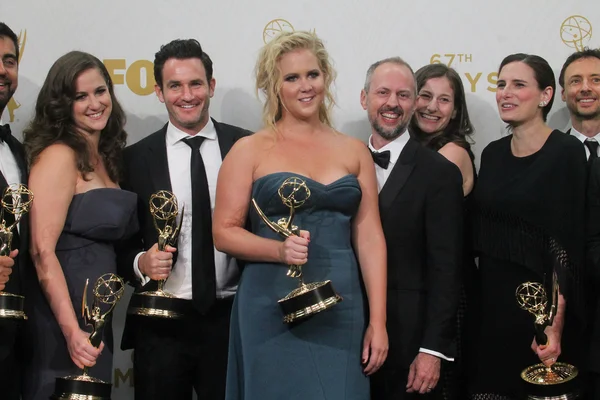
[1,1,598,398]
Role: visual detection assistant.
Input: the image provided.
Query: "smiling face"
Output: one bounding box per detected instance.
[415,76,456,135]
[561,57,600,121]
[277,48,325,121]
[361,62,416,141]
[155,57,215,134]
[72,68,112,136]
[495,61,552,125]
[0,35,18,114]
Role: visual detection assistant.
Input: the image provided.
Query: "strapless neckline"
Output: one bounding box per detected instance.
[254,172,357,188]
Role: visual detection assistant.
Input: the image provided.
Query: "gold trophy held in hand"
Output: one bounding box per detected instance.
[0,183,33,319]
[252,176,342,323]
[127,190,189,319]
[52,273,125,400]
[515,272,579,399]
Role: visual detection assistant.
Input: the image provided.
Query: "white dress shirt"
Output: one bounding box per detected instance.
[368,131,409,192]
[368,131,453,362]
[0,119,23,233]
[570,126,600,159]
[0,119,22,187]
[134,119,239,299]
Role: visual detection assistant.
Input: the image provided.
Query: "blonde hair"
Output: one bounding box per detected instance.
[255,31,337,130]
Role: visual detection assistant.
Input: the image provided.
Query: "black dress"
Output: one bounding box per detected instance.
[467,130,586,399]
[22,188,138,400]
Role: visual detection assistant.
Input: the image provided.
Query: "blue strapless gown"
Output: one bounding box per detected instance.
[22,188,138,400]
[225,172,369,400]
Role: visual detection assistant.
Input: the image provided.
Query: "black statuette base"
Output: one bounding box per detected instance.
[51,376,111,400]
[279,280,342,323]
[127,291,193,319]
[0,292,26,319]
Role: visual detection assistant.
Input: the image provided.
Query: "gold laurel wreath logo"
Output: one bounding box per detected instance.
[560,15,592,51]
[6,29,26,122]
[263,19,295,44]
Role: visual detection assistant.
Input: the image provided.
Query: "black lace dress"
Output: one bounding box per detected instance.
[467,131,586,399]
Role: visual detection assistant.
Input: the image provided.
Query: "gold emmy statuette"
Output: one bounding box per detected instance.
[515,273,579,399]
[127,190,189,319]
[52,273,125,400]
[0,183,33,319]
[252,176,342,323]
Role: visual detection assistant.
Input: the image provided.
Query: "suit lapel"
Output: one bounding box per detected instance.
[378,137,419,220]
[144,123,172,193]
[213,118,235,160]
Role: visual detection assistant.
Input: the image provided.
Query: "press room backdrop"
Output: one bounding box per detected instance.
[1,0,598,397]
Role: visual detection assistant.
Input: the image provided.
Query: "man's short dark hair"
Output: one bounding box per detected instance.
[0,22,19,61]
[559,47,600,88]
[153,39,213,88]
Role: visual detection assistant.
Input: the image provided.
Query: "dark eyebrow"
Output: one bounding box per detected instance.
[2,54,17,62]
[513,79,528,84]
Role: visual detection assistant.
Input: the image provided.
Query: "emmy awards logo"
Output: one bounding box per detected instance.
[560,15,593,51]
[252,176,342,323]
[263,19,295,44]
[6,30,26,123]
[515,274,579,399]
[262,19,317,44]
[127,190,190,319]
[0,183,33,319]
[52,273,125,400]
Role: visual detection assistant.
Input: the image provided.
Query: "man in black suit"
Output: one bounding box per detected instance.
[118,39,251,400]
[559,48,600,160]
[0,21,29,400]
[560,48,600,398]
[362,57,463,399]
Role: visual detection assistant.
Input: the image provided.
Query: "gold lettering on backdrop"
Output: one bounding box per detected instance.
[103,59,155,96]
[104,59,127,85]
[429,54,499,93]
[114,367,134,388]
[126,60,155,95]
[6,30,26,122]
[464,72,482,93]
[487,72,498,92]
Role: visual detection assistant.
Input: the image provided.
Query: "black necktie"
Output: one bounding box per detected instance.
[0,124,11,143]
[183,136,216,314]
[585,139,599,161]
[370,149,391,169]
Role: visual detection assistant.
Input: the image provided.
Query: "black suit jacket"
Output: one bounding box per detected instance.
[117,119,250,350]
[378,137,463,369]
[585,157,600,372]
[0,131,30,361]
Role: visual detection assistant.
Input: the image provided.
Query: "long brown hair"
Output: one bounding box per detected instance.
[23,51,127,181]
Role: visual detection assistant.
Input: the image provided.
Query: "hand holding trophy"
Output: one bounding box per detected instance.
[252,176,342,323]
[127,190,190,318]
[515,272,579,399]
[52,273,125,400]
[0,183,33,319]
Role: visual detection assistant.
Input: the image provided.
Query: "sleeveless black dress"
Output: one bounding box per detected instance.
[22,188,138,400]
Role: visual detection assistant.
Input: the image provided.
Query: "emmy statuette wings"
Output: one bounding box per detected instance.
[0,184,33,319]
[515,272,579,398]
[251,176,342,323]
[52,273,125,400]
[127,190,191,319]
